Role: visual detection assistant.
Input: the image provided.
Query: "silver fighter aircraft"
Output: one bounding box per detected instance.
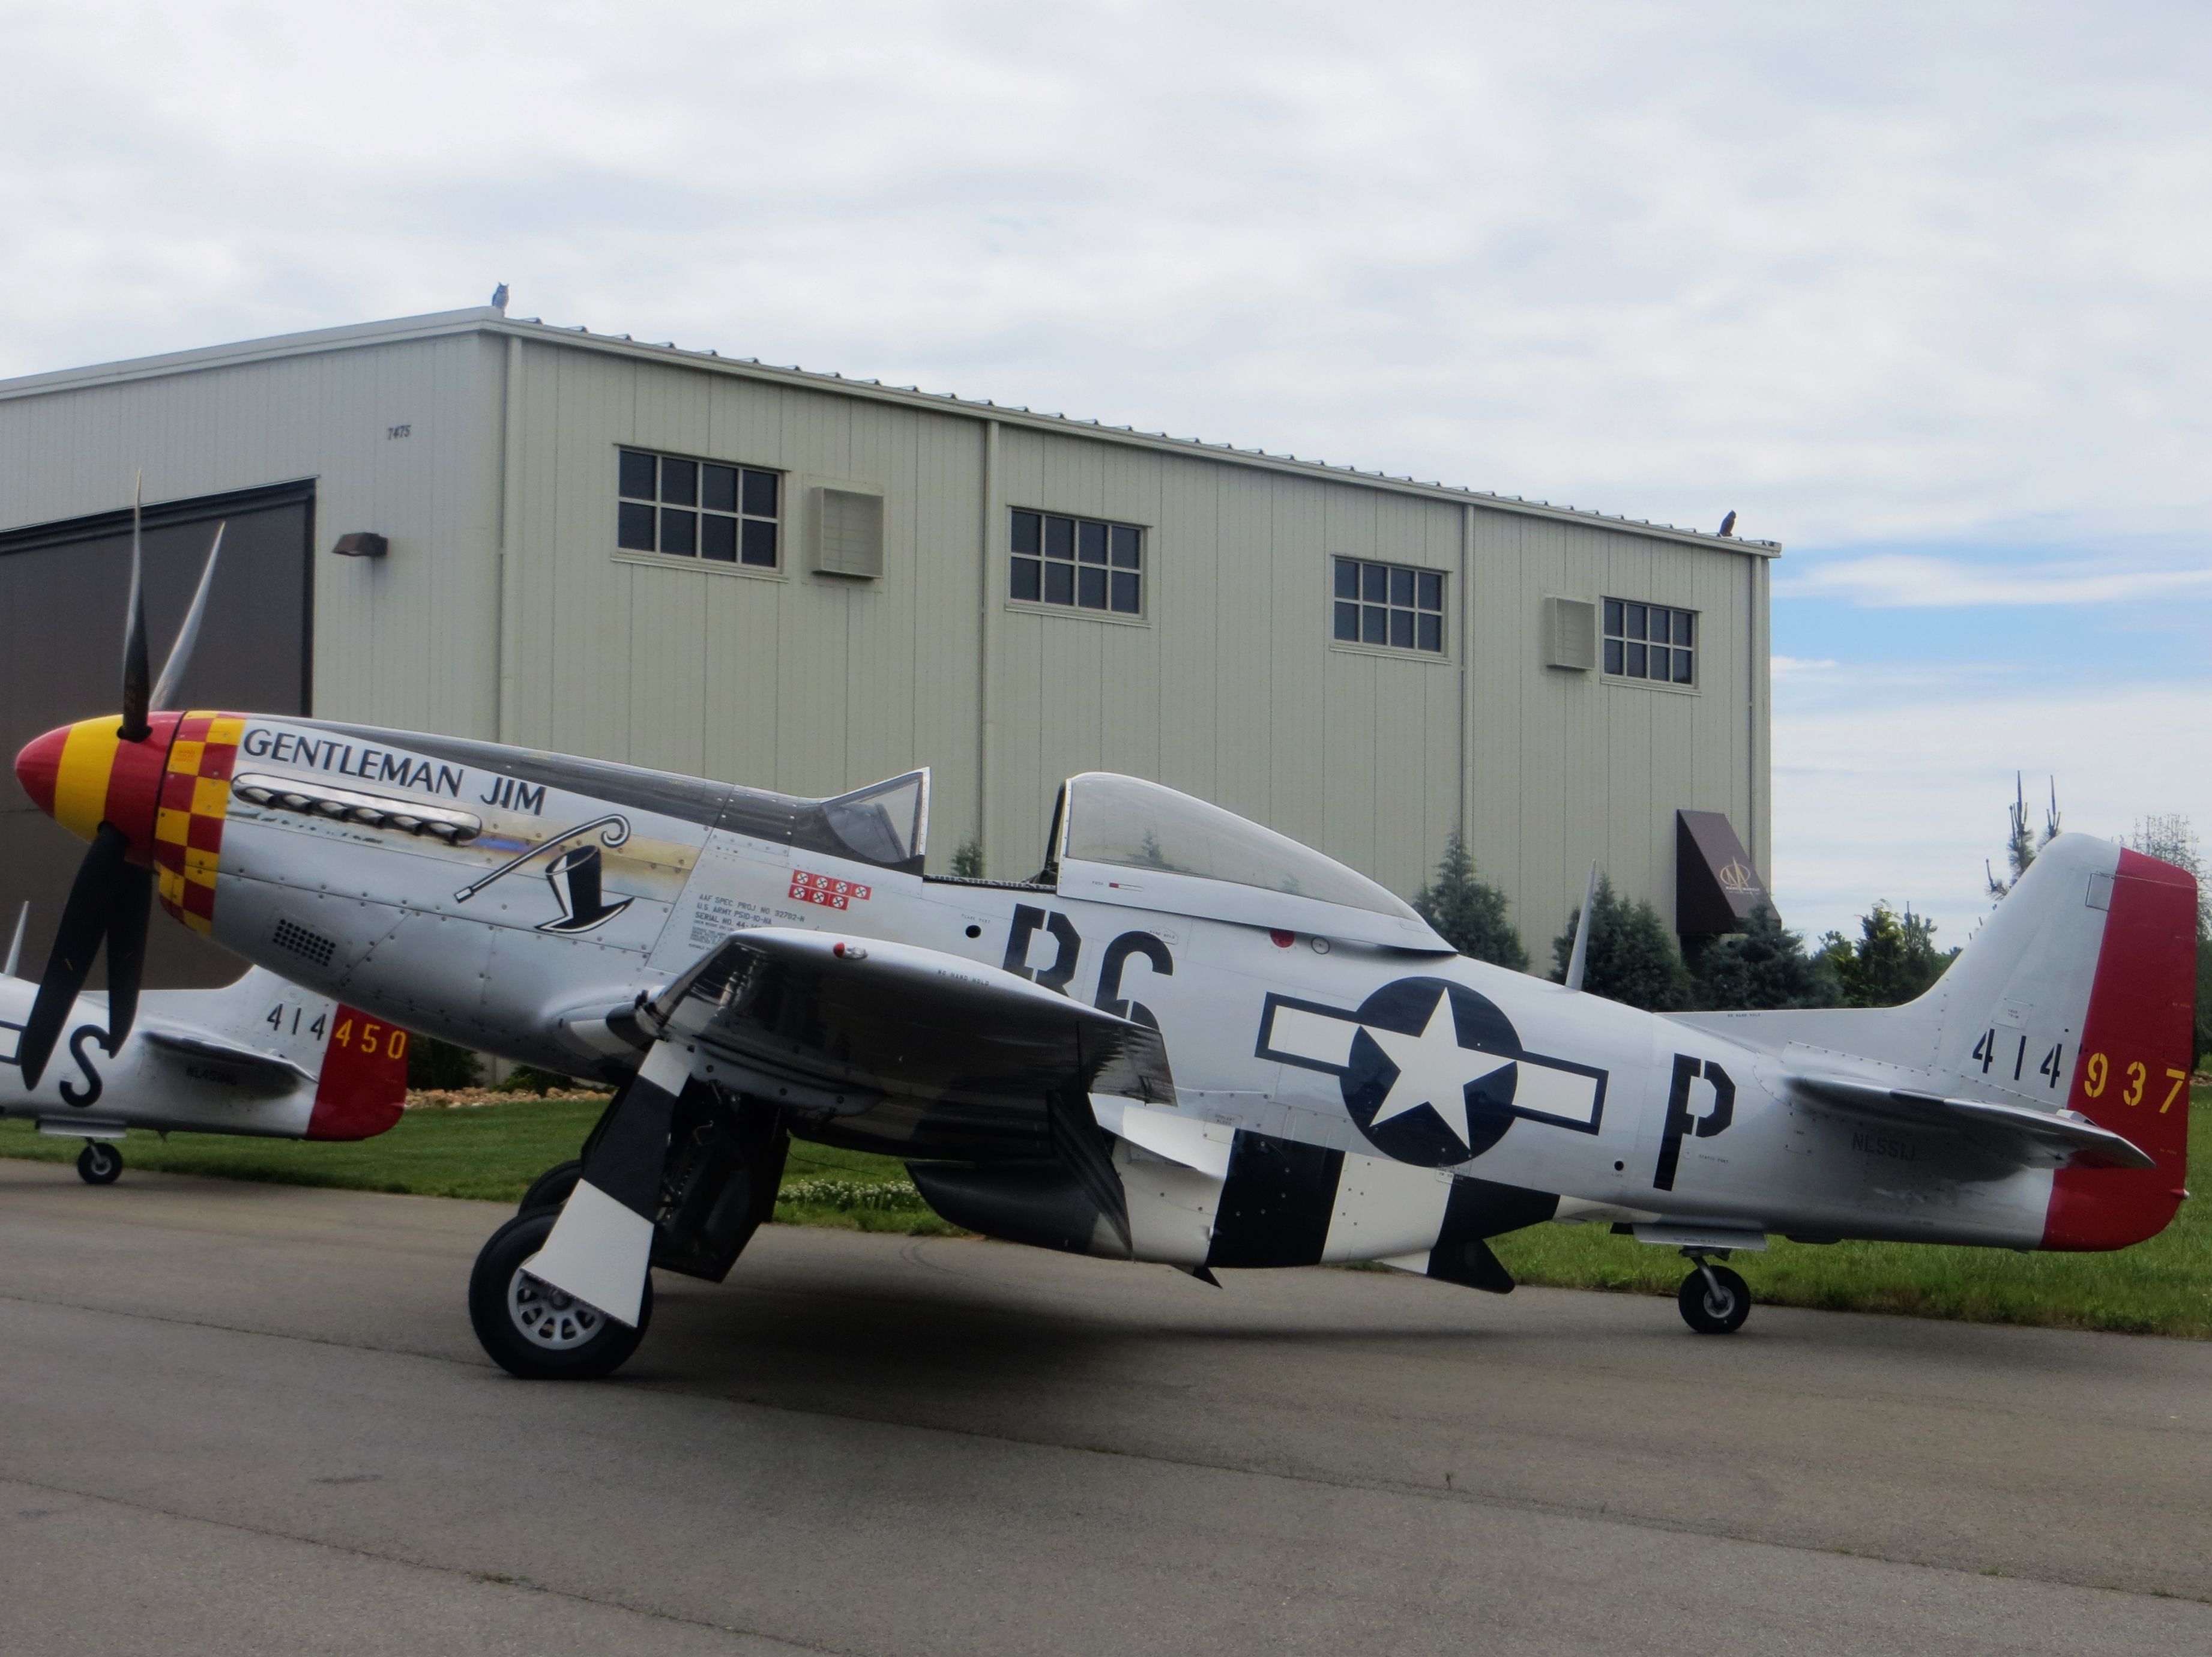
[10,527,2198,1376]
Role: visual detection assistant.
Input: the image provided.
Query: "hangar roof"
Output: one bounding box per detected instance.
[0,306,1781,557]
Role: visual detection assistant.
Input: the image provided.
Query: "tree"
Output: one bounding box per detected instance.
[1987,773,2060,901]
[406,1034,483,1091]
[948,839,984,879]
[1688,906,1838,1010]
[1818,902,1954,1008]
[1548,874,1693,1011]
[1412,835,1528,970]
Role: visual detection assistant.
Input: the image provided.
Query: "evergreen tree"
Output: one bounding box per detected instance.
[948,839,984,879]
[1548,874,1693,1010]
[1986,773,2061,901]
[406,1034,483,1090]
[1412,835,1528,970]
[1687,907,1838,1010]
[1818,902,1954,1008]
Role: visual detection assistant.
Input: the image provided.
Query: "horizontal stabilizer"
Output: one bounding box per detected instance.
[1790,1073,2155,1171]
[139,1024,311,1088]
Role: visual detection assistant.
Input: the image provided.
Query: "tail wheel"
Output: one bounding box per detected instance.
[468,1210,651,1380]
[1678,1263,1751,1334]
[76,1141,122,1185]
[517,1159,583,1217]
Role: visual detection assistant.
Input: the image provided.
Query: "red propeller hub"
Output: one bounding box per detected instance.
[14,711,183,867]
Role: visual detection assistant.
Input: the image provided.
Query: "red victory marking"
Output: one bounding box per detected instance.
[790,870,872,910]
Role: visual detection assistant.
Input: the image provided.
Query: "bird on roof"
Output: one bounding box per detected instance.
[1717,510,1737,537]
[491,283,509,311]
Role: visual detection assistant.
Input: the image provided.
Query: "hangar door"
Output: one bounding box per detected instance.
[0,481,313,989]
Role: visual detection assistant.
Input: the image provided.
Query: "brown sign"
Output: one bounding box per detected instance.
[1676,810,1774,935]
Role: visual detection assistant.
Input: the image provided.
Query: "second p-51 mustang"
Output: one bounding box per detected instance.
[11,522,2197,1377]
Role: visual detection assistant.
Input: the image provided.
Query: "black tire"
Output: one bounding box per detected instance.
[1678,1263,1751,1334]
[517,1158,583,1217]
[468,1210,651,1380]
[77,1141,122,1185]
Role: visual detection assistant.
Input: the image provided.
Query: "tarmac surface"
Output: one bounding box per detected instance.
[2,1160,2210,1656]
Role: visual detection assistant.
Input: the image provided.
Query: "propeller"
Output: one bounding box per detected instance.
[16,478,225,1087]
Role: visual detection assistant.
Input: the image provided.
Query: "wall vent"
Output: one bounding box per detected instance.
[271,917,338,968]
[1543,596,1597,671]
[813,487,885,579]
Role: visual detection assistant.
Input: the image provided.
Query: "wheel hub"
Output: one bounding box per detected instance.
[508,1269,604,1350]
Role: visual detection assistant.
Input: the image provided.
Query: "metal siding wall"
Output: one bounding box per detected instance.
[0,336,504,738]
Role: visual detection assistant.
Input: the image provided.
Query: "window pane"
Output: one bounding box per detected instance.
[1361,563,1387,602]
[1078,520,1108,564]
[701,464,738,513]
[1648,610,1670,645]
[1111,571,1141,613]
[1334,557,1360,600]
[1334,600,1360,641]
[741,469,779,518]
[1603,597,1623,636]
[1389,608,1414,649]
[1675,609,1694,648]
[619,450,657,500]
[618,501,655,551]
[1362,605,1387,645]
[1388,567,1414,607]
[659,508,697,556]
[1011,510,1041,555]
[1604,638,1623,674]
[1625,603,1647,640]
[1041,515,1073,559]
[1417,613,1442,652]
[1674,649,1693,685]
[1417,570,1443,611]
[740,519,777,567]
[1111,525,1141,569]
[1011,557,1041,601]
[660,458,698,507]
[701,515,737,562]
[1626,641,1647,677]
[1044,560,1074,604]
[1078,566,1108,608]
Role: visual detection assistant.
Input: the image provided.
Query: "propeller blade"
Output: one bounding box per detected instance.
[118,473,152,742]
[17,823,131,1088]
[103,862,152,1055]
[149,521,225,711]
[3,901,25,979]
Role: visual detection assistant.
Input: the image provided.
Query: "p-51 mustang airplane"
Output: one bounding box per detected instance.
[1,902,407,1181]
[11,518,2196,1377]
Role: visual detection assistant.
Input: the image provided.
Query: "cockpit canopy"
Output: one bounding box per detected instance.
[1054,773,1447,949]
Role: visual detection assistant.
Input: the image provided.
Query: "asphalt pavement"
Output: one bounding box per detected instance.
[2,1159,2209,1656]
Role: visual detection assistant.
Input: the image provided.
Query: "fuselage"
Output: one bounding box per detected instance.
[20,708,2067,1254]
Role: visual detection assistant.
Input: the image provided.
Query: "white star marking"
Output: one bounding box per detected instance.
[1363,992,1514,1147]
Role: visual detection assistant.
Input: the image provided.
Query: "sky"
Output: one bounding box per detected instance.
[2,1,2207,944]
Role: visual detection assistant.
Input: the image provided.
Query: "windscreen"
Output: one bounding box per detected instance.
[822,770,928,869]
[1061,773,1420,920]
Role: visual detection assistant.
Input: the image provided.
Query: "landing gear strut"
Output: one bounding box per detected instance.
[1677,1252,1750,1334]
[76,1141,122,1185]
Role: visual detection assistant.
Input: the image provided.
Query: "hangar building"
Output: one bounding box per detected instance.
[0,305,1776,987]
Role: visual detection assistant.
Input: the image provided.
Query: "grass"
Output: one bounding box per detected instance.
[4,1092,2207,1336]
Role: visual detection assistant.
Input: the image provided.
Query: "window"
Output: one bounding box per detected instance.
[1603,597,1695,684]
[618,449,780,567]
[1010,510,1142,615]
[1332,557,1444,653]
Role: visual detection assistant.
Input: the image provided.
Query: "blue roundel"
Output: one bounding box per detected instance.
[1341,977,1526,1168]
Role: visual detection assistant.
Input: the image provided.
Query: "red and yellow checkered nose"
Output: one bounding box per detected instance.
[149,713,245,935]
[14,711,183,865]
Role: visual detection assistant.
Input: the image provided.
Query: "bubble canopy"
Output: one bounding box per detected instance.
[1055,774,1446,948]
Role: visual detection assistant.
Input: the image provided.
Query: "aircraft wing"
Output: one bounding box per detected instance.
[137,1024,313,1090]
[644,926,1177,1122]
[1788,1073,2154,1171]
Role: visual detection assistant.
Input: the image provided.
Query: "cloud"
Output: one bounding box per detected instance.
[1774,553,2212,608]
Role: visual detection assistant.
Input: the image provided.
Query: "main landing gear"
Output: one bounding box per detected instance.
[76,1141,122,1185]
[469,1210,652,1380]
[1677,1252,1751,1335]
